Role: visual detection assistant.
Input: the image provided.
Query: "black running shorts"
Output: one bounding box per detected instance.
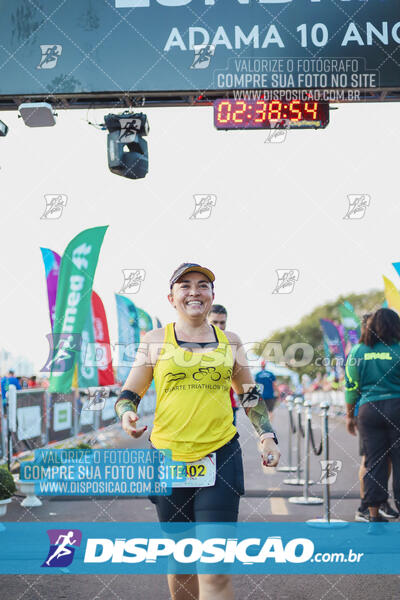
[149,433,244,522]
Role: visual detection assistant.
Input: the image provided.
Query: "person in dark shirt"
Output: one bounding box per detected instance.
[345,308,400,522]
[352,313,398,521]
[208,304,240,426]
[255,360,278,418]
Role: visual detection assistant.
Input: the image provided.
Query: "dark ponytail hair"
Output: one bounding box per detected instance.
[360,308,400,347]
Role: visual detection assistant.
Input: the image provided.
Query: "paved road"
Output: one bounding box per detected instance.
[1,402,399,599]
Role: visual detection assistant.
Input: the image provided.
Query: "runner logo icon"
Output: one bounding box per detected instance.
[42,529,82,568]
[272,270,299,294]
[83,386,110,411]
[37,45,62,69]
[119,269,146,294]
[319,460,342,485]
[343,194,370,219]
[189,195,217,220]
[41,194,67,220]
[264,121,290,144]
[190,45,215,69]
[41,333,82,373]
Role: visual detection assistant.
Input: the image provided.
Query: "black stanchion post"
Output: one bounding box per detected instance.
[284,397,309,486]
[277,395,297,473]
[322,399,330,521]
[307,398,347,525]
[289,398,322,505]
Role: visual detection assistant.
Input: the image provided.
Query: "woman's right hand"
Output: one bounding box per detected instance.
[121,411,147,438]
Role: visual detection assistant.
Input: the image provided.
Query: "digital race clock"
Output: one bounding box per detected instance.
[214,99,329,130]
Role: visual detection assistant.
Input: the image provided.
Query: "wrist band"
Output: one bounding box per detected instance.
[115,389,141,420]
[260,432,279,445]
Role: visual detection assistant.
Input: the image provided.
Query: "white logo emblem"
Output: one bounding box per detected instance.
[118,117,143,143]
[189,195,217,220]
[319,460,342,484]
[37,45,62,69]
[272,270,299,294]
[41,194,67,220]
[265,121,290,144]
[190,45,215,69]
[343,195,370,220]
[119,269,146,294]
[82,387,110,411]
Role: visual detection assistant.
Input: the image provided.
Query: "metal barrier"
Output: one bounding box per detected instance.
[279,393,346,522]
[9,389,47,454]
[307,399,347,524]
[2,384,157,465]
[283,397,313,486]
[48,392,76,443]
[277,395,298,473]
[288,398,323,506]
[305,390,346,414]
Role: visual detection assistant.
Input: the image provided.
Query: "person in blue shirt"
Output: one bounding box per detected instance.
[255,360,278,418]
[1,370,21,412]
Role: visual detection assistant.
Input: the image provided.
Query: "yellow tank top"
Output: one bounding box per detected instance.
[151,322,236,461]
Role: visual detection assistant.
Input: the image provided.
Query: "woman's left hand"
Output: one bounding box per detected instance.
[346,416,357,436]
[261,438,280,467]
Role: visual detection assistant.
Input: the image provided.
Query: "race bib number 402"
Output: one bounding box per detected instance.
[172,453,216,488]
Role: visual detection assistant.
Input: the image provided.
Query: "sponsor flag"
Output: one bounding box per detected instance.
[41,247,82,387]
[338,301,360,346]
[92,291,115,386]
[383,275,400,314]
[40,248,61,330]
[48,226,108,393]
[137,307,153,339]
[115,294,140,384]
[319,319,346,363]
[77,304,99,388]
[323,338,332,374]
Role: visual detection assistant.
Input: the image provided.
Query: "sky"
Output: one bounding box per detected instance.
[0,101,400,373]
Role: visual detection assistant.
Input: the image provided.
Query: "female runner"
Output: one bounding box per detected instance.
[115,263,280,600]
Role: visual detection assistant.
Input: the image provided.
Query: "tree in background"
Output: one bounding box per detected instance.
[256,290,384,378]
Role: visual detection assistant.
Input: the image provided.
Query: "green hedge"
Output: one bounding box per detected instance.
[0,466,16,500]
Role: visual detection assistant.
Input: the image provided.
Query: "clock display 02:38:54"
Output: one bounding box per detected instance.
[214,99,329,129]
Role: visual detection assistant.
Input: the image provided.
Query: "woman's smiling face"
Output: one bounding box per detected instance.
[168,271,214,318]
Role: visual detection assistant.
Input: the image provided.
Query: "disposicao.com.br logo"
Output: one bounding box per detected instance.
[0,522,394,575]
[82,535,365,569]
[84,535,314,564]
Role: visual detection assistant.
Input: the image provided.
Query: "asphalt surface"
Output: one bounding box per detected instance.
[1,402,399,599]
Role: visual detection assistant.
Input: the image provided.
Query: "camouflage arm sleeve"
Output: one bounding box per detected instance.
[238,386,276,438]
[244,401,275,437]
[115,391,141,420]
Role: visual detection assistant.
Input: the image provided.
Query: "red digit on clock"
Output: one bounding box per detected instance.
[304,102,318,120]
[232,101,246,123]
[267,101,282,120]
[254,100,267,123]
[289,100,301,121]
[217,101,232,124]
